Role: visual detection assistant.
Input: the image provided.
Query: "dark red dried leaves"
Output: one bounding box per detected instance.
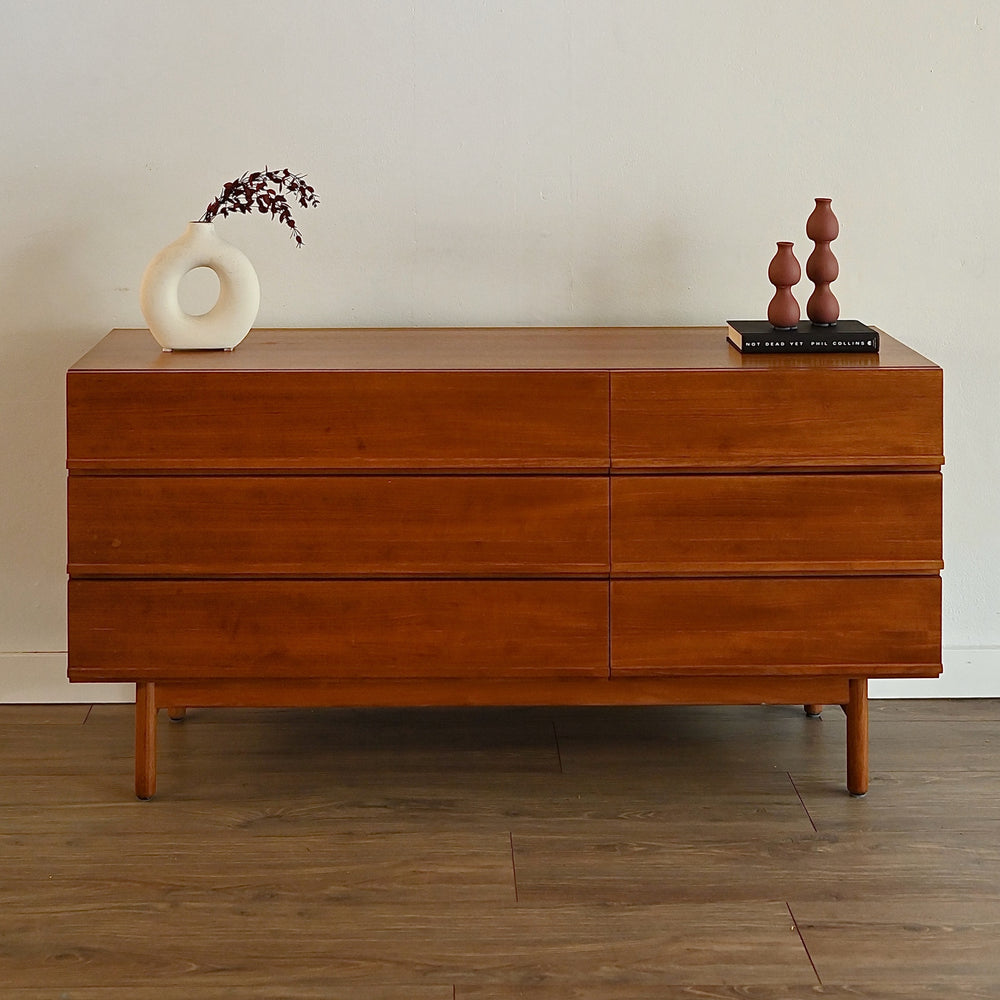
[200,168,319,247]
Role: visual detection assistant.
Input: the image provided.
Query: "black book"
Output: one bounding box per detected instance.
[726,319,880,354]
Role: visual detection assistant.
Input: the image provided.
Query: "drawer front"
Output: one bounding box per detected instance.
[611,368,943,469]
[612,473,942,575]
[68,580,609,681]
[68,475,609,577]
[67,371,609,471]
[612,577,942,677]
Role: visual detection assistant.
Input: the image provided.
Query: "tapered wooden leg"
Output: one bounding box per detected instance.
[804,704,823,717]
[167,706,187,722]
[135,682,157,800]
[846,678,869,797]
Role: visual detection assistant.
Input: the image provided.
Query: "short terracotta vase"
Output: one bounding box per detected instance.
[767,241,801,329]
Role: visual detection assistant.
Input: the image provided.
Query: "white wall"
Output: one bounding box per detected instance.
[1,1,996,702]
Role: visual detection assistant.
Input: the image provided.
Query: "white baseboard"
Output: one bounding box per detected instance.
[0,652,132,703]
[1,647,997,704]
[869,646,1000,699]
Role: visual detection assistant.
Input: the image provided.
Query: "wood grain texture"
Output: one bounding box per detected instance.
[457,987,1000,999]
[66,370,609,471]
[2,701,998,995]
[0,900,814,990]
[794,770,1000,834]
[611,472,943,575]
[790,899,1000,986]
[551,705,1000,784]
[68,474,609,577]
[509,826,1000,906]
[0,829,518,904]
[67,579,609,681]
[144,676,850,710]
[134,682,156,800]
[611,367,943,470]
[847,678,869,795]
[611,577,942,677]
[9,988,996,1000]
[65,326,945,799]
[0,990,450,1000]
[0,704,90,725]
[70,326,940,373]
[0,879,814,989]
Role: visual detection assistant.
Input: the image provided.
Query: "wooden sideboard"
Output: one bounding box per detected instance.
[66,327,944,799]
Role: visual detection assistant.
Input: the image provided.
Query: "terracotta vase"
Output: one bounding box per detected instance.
[767,241,801,329]
[140,221,260,351]
[805,198,840,325]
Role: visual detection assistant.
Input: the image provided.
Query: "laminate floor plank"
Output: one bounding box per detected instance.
[128,704,562,774]
[3,701,999,995]
[552,705,846,778]
[510,828,1000,905]
[869,698,1000,722]
[4,988,990,1000]
[553,704,1000,779]
[0,704,91,725]
[792,770,1000,833]
[0,990,452,1000]
[1,829,516,906]
[84,703,562,742]
[1,705,562,781]
[0,773,135,806]
[456,986,1000,1000]
[0,771,810,836]
[0,900,813,990]
[866,720,1000,772]
[790,898,1000,986]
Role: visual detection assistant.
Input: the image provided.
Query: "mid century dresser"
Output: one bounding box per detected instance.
[66,327,944,798]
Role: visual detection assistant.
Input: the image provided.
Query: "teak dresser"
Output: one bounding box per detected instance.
[66,327,944,799]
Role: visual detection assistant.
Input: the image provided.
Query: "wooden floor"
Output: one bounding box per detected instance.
[2,700,999,998]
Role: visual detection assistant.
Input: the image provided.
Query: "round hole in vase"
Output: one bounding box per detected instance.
[178,266,222,317]
[140,221,260,351]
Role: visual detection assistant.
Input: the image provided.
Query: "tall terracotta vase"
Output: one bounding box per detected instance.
[806,198,840,325]
[140,221,260,351]
[767,241,801,329]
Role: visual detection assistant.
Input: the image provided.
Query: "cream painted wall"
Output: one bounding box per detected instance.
[1,1,996,701]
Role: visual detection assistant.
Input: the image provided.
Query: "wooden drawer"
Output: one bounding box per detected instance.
[68,475,609,577]
[611,577,942,677]
[68,580,609,681]
[611,472,942,575]
[611,368,943,470]
[67,371,609,471]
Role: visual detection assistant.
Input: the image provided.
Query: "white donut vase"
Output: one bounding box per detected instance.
[140,221,260,351]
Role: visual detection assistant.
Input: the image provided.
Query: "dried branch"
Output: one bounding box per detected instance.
[201,168,320,247]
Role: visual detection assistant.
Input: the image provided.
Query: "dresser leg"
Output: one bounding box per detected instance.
[804,704,823,717]
[135,682,157,800]
[846,678,869,797]
[167,706,187,722]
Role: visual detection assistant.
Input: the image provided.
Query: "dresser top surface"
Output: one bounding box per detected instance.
[71,326,939,373]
